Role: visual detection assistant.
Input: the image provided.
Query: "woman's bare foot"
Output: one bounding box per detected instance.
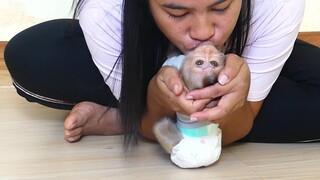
[64,101,123,142]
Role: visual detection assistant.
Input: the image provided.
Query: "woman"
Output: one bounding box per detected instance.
[4,0,320,148]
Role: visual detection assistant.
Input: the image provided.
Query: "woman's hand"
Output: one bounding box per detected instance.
[186,54,251,123]
[150,66,212,116]
[140,66,211,140]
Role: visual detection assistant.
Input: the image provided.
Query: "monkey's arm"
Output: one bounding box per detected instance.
[153,118,183,153]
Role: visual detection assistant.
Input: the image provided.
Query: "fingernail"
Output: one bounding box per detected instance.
[186,95,194,100]
[173,84,179,94]
[190,117,198,122]
[71,123,76,129]
[218,74,229,85]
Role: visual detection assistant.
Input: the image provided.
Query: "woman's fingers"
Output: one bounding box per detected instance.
[154,66,210,115]
[157,66,184,95]
[190,90,245,122]
[218,54,244,85]
[186,83,223,100]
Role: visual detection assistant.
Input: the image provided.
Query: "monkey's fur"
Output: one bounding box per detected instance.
[153,43,226,154]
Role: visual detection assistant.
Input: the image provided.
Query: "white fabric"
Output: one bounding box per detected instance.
[79,0,305,101]
[243,0,305,101]
[79,0,123,100]
[171,123,222,169]
[162,55,186,70]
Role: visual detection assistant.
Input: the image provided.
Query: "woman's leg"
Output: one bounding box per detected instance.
[4,19,122,142]
[4,19,118,110]
[242,40,320,143]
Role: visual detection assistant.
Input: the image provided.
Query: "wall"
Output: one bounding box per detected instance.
[0,0,319,41]
[0,0,73,41]
[300,0,320,32]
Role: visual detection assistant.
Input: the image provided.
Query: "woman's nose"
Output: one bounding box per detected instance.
[190,17,215,42]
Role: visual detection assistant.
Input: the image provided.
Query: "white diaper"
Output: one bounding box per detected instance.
[170,123,222,168]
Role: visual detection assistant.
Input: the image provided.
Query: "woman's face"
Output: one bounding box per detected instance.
[149,0,242,53]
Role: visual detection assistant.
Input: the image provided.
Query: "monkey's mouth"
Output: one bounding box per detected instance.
[203,76,218,87]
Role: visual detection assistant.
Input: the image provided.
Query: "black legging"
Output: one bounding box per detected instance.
[242,38,320,143]
[4,19,118,110]
[4,19,320,143]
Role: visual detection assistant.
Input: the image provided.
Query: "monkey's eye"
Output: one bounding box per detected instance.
[195,60,204,65]
[210,61,218,67]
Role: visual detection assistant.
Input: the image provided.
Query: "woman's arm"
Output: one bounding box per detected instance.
[219,100,263,146]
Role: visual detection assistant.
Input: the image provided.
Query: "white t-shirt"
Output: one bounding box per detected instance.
[79,0,305,101]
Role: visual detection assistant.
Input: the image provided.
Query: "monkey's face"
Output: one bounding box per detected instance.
[181,44,225,90]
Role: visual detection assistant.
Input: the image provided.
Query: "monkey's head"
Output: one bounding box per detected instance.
[181,43,226,91]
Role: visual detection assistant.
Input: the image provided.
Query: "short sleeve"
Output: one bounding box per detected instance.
[242,0,305,102]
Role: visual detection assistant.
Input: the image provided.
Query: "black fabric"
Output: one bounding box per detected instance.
[4,19,320,142]
[4,19,119,110]
[241,39,320,143]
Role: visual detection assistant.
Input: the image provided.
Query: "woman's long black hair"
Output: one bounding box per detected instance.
[120,0,169,149]
[72,0,251,149]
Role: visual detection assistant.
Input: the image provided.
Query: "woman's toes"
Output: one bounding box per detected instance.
[65,134,82,143]
[63,101,121,142]
[64,108,90,130]
[65,128,83,142]
[64,119,76,131]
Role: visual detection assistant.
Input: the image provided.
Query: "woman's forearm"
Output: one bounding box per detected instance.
[219,101,263,146]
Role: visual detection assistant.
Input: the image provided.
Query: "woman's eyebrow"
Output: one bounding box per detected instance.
[161,3,188,10]
[208,0,227,8]
[162,0,227,10]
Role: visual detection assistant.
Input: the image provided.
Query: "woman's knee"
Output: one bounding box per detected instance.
[4,19,118,109]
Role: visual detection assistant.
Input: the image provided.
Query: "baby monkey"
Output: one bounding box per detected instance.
[154,42,226,154]
[181,42,225,91]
